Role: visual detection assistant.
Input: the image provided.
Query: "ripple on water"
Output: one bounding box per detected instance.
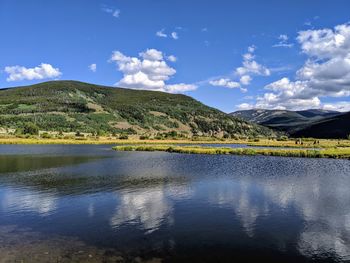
[0,145,349,262]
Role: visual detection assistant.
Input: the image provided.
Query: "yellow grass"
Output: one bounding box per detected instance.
[246,139,350,149]
[0,136,349,149]
[113,145,350,159]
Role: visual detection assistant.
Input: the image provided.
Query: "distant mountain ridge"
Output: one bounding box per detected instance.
[293,112,350,139]
[231,109,342,136]
[0,80,275,138]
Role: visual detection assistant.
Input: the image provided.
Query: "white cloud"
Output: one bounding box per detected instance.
[165,83,197,93]
[201,27,208,32]
[279,34,289,42]
[139,49,163,61]
[240,75,252,85]
[102,6,120,18]
[101,7,113,13]
[252,23,350,111]
[273,43,294,48]
[112,9,120,18]
[322,101,350,112]
[206,45,270,93]
[237,103,255,110]
[209,78,241,89]
[167,55,177,62]
[273,34,294,48]
[297,23,350,59]
[235,46,270,77]
[89,63,97,72]
[248,45,256,53]
[156,29,167,38]
[171,32,178,40]
[109,48,196,93]
[4,63,62,82]
[255,78,321,110]
[156,30,179,40]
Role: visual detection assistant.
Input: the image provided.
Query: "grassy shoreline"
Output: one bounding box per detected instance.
[112,145,350,159]
[0,137,349,150]
[0,137,256,145]
[1,137,349,159]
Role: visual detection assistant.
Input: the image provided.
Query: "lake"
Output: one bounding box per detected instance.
[0,144,349,262]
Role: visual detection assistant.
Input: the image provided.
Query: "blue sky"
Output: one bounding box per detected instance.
[1,0,350,112]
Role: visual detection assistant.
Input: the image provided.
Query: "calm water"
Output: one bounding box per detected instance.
[0,145,349,262]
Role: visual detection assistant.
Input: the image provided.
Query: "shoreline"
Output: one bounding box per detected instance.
[0,137,349,148]
[112,145,350,159]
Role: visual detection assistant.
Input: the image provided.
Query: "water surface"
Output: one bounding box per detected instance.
[0,145,349,262]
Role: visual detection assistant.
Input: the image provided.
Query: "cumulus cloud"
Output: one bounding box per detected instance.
[209,78,241,89]
[139,49,163,61]
[208,45,270,93]
[273,34,294,48]
[109,48,196,93]
[297,23,350,59]
[89,63,97,72]
[165,83,197,93]
[240,75,252,85]
[235,45,270,88]
[4,63,62,82]
[237,103,255,110]
[322,101,350,112]
[248,23,350,111]
[235,47,271,77]
[255,78,321,110]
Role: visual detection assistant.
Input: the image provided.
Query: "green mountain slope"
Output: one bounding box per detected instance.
[231,109,340,134]
[292,112,350,139]
[0,81,275,138]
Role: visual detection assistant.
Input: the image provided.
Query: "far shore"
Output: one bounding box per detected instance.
[113,145,350,160]
[0,137,349,149]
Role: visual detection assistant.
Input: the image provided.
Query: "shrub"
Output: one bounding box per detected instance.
[119,134,129,140]
[15,128,24,135]
[223,133,230,139]
[75,130,83,137]
[23,122,39,135]
[41,132,52,139]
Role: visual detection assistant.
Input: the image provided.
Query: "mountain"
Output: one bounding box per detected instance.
[296,109,340,118]
[292,112,350,139]
[231,109,341,134]
[0,81,275,138]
